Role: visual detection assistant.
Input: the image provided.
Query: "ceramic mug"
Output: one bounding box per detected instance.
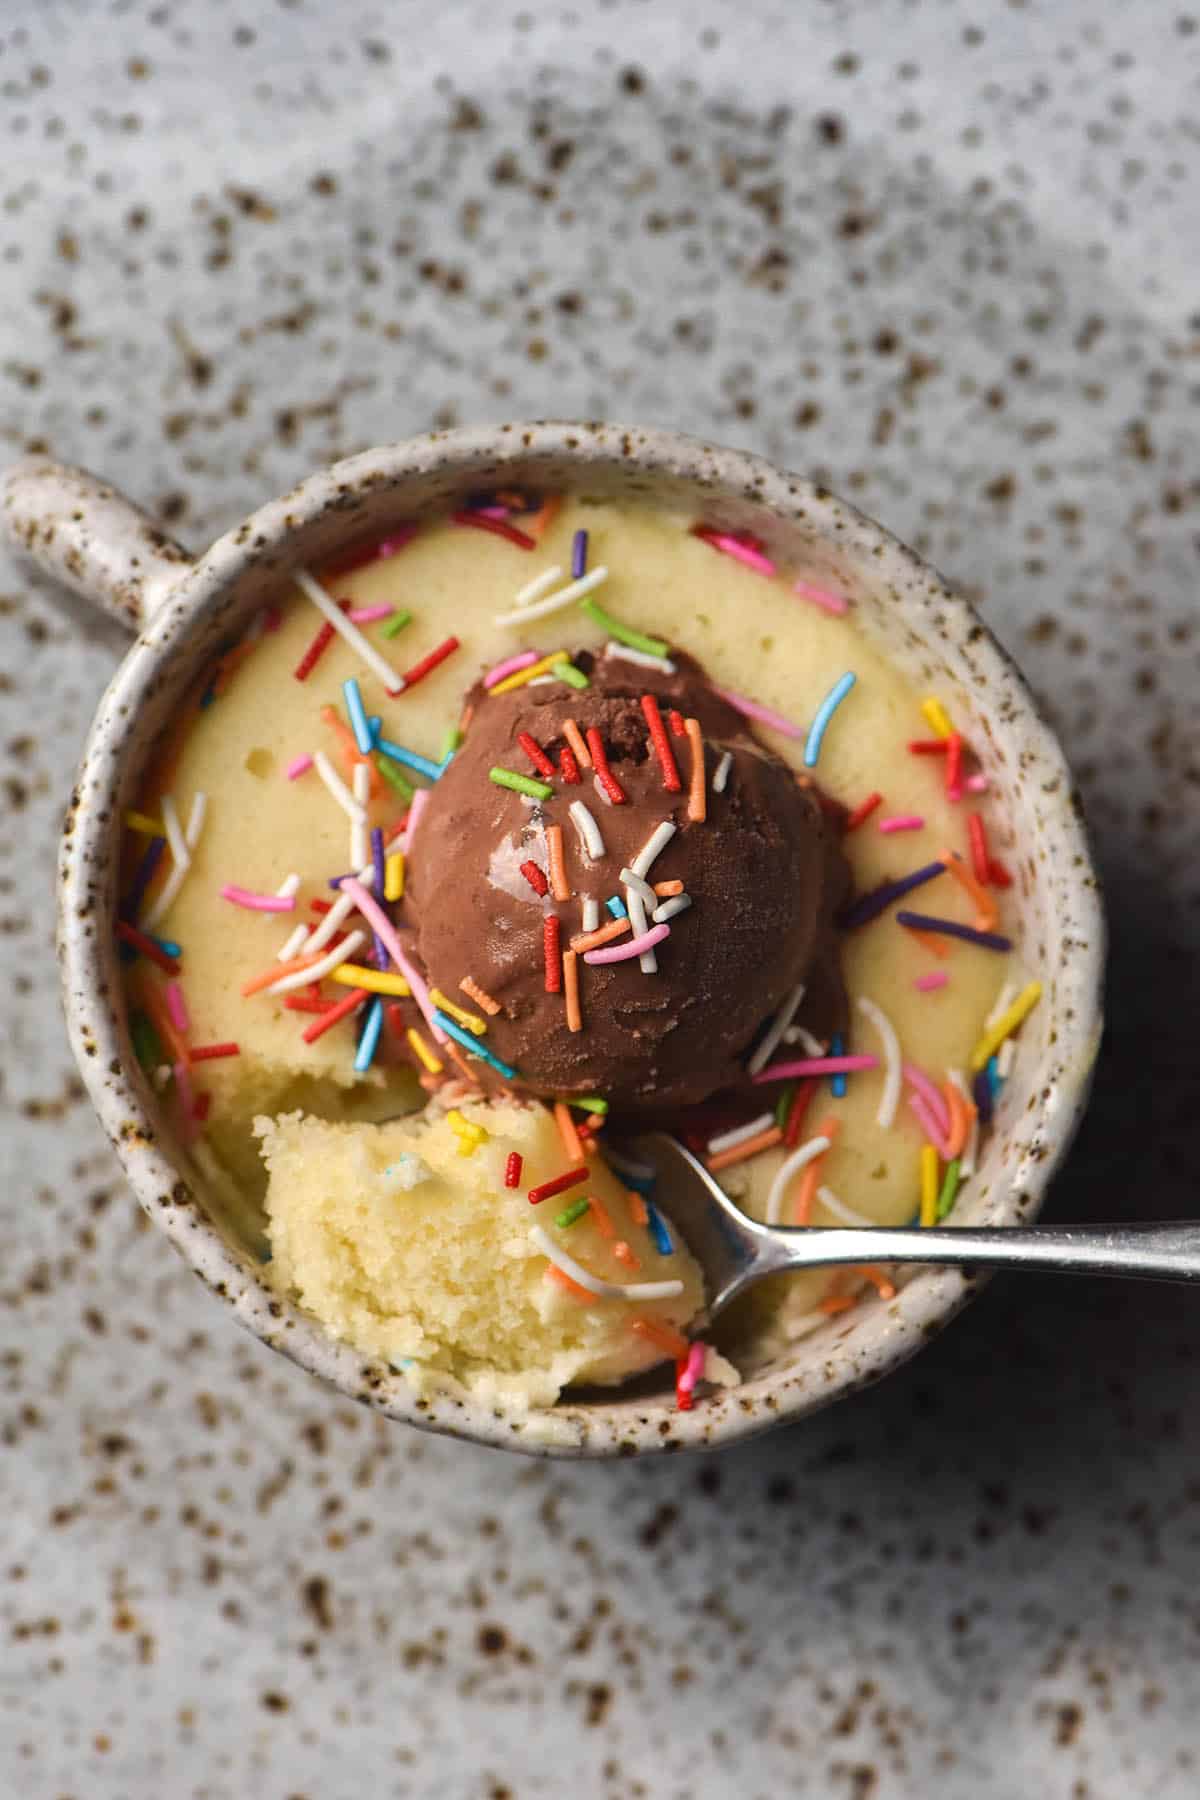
[1,423,1104,1457]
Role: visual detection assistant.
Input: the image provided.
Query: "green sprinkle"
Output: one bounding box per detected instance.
[565,1095,609,1115]
[774,1083,797,1131]
[130,1011,163,1072]
[489,766,554,800]
[376,756,415,800]
[936,1158,961,1221]
[554,1197,591,1229]
[579,597,670,659]
[380,608,413,640]
[440,725,463,761]
[556,662,590,690]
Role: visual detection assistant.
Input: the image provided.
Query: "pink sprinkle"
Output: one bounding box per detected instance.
[471,505,509,521]
[172,1061,201,1138]
[716,687,804,740]
[286,754,314,781]
[751,1054,879,1083]
[903,1061,951,1137]
[220,884,296,913]
[583,923,672,965]
[793,579,849,616]
[965,773,989,794]
[376,528,420,559]
[678,1340,707,1394]
[914,971,949,993]
[712,533,777,577]
[261,605,283,632]
[909,1092,954,1159]
[346,604,394,624]
[165,981,190,1033]
[879,814,925,834]
[484,649,539,689]
[340,877,444,1043]
[401,788,430,851]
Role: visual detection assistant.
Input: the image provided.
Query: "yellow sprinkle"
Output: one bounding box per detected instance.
[384,851,405,901]
[125,810,165,836]
[329,965,412,998]
[446,1107,488,1144]
[429,988,487,1036]
[488,650,569,695]
[969,980,1043,1073]
[921,697,954,739]
[407,1027,443,1074]
[919,1145,939,1228]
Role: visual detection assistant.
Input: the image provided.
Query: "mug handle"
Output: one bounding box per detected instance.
[1,457,193,634]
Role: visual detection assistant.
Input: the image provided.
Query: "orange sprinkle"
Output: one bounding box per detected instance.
[613,1240,641,1271]
[459,975,501,1016]
[855,1265,897,1301]
[587,1193,617,1239]
[459,702,475,736]
[819,1294,858,1316]
[903,924,952,960]
[545,1264,594,1303]
[685,717,706,823]
[320,704,379,797]
[630,1316,689,1359]
[627,1188,649,1227]
[653,879,684,898]
[554,1099,584,1163]
[705,1125,784,1172]
[941,1080,969,1160]
[562,948,582,1033]
[562,717,591,769]
[522,494,564,540]
[546,823,570,902]
[938,850,998,932]
[445,1042,481,1087]
[569,917,631,954]
[795,1116,841,1225]
[138,979,191,1068]
[240,950,324,998]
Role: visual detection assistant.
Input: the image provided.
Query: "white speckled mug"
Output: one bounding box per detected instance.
[1,424,1104,1457]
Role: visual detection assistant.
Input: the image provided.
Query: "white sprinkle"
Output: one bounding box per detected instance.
[160,794,190,874]
[493,564,609,627]
[301,863,374,956]
[765,1135,832,1226]
[152,1063,173,1091]
[856,995,902,1130]
[276,922,310,963]
[652,893,692,925]
[582,897,600,933]
[620,867,657,910]
[986,981,1018,1031]
[141,791,207,931]
[629,820,676,880]
[513,564,564,607]
[815,1185,874,1228]
[625,886,657,974]
[568,800,606,861]
[746,979,808,1076]
[527,675,558,686]
[712,751,733,794]
[997,1037,1016,1079]
[350,762,370,869]
[265,928,366,996]
[947,1068,978,1177]
[707,1111,776,1156]
[604,640,676,674]
[381,1152,432,1191]
[531,1224,684,1302]
[313,749,367,825]
[275,872,301,901]
[295,566,405,692]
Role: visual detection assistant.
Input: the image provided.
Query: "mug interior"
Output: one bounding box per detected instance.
[64,425,1104,1455]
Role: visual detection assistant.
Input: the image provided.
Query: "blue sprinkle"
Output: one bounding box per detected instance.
[572,528,588,580]
[198,684,217,710]
[343,677,374,754]
[122,835,166,921]
[804,671,857,769]
[830,1032,847,1099]
[376,737,443,783]
[645,1200,673,1256]
[368,714,382,746]
[432,1009,519,1080]
[972,1067,994,1125]
[353,996,385,1073]
[986,1055,1002,1100]
[605,895,628,920]
[149,935,182,960]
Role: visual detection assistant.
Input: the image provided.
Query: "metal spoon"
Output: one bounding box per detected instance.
[632,1132,1200,1327]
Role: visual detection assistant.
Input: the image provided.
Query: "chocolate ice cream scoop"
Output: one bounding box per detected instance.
[404,647,849,1110]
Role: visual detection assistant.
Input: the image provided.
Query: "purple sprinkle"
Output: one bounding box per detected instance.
[122,835,166,921]
[572,528,588,580]
[895,910,1013,952]
[370,827,389,970]
[839,861,946,930]
[973,1067,995,1124]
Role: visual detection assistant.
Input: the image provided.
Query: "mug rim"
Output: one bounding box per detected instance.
[56,420,1105,1457]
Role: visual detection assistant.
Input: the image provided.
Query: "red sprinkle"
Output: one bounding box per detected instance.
[544,916,562,992]
[669,709,687,738]
[675,1356,694,1411]
[321,525,419,578]
[193,1091,212,1123]
[527,1165,588,1205]
[385,1002,407,1040]
[396,635,459,696]
[517,730,556,780]
[558,745,581,785]
[310,898,334,915]
[585,727,627,805]
[294,599,350,682]
[844,791,883,833]
[908,738,950,755]
[640,693,683,793]
[967,814,991,886]
[944,732,964,800]
[116,920,180,975]
[188,1042,241,1062]
[520,860,549,898]
[988,858,1014,889]
[504,1152,523,1189]
[283,996,335,1015]
[301,987,369,1044]
[451,511,536,550]
[782,1080,818,1148]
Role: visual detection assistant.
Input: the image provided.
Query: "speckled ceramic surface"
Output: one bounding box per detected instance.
[2,1,1197,1793]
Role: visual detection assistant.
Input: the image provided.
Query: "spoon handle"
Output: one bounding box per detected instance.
[760,1220,1200,1284]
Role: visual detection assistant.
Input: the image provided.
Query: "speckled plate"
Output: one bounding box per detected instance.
[2,4,1197,1796]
